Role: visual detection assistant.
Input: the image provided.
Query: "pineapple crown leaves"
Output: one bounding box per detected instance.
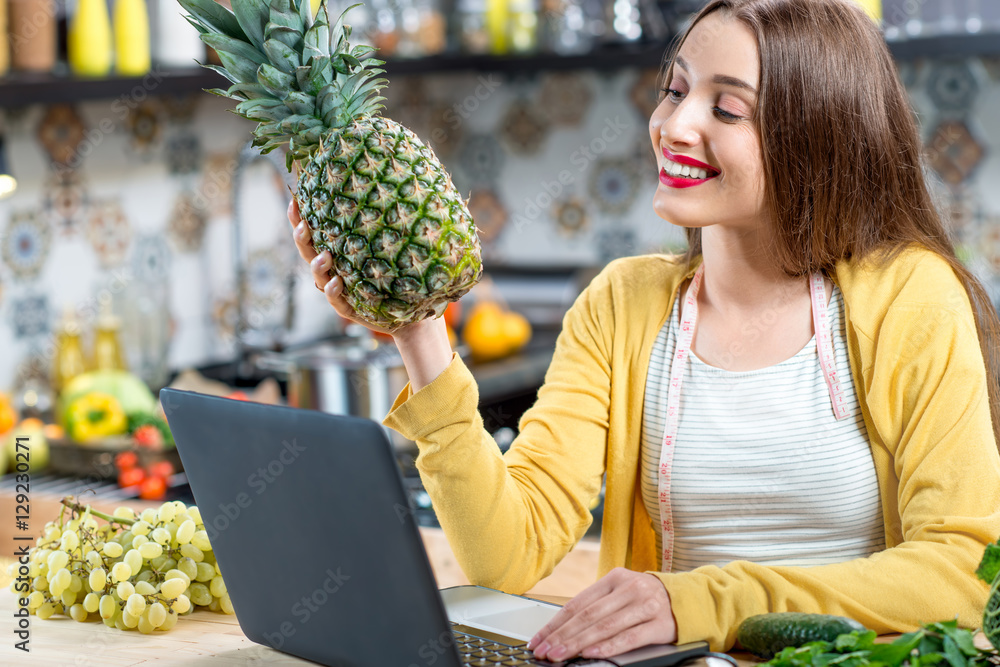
[180,0,388,167]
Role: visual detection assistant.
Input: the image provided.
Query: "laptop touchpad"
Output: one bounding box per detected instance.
[466,604,562,640]
[441,586,563,642]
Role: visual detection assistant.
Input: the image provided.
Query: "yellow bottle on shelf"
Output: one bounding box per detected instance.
[53,308,90,395]
[0,0,9,76]
[853,0,881,21]
[92,300,128,372]
[69,0,113,77]
[486,0,509,55]
[114,0,151,76]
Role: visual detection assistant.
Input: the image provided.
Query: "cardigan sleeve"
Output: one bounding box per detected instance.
[653,298,1000,651]
[382,267,617,593]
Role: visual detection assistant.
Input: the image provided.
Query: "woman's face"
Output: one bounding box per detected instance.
[648,12,765,232]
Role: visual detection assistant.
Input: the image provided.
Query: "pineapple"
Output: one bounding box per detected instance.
[179,0,482,330]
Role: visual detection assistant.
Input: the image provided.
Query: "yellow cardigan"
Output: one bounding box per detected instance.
[383,247,1000,650]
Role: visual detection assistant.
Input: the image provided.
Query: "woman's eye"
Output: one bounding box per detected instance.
[661,88,683,102]
[714,107,741,121]
[661,88,743,122]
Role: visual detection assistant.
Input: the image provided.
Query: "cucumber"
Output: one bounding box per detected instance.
[737,612,868,659]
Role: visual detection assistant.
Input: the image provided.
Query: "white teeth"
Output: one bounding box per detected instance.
[663,158,712,179]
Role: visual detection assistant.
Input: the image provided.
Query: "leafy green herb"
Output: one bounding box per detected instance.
[757,622,998,667]
[977,540,1000,586]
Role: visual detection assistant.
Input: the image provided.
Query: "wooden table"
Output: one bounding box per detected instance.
[0,523,609,666]
[0,589,756,667]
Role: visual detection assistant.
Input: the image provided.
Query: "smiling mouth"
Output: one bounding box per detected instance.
[659,158,719,181]
[658,163,719,188]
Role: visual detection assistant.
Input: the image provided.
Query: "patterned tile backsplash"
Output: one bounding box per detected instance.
[0,60,998,393]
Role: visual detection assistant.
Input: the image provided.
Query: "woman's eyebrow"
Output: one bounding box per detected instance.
[675,55,758,96]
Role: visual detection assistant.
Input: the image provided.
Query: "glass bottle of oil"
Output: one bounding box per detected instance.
[53,307,89,394]
[93,299,128,372]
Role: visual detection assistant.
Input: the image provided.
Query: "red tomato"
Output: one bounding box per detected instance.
[118,467,146,489]
[139,475,167,500]
[148,461,174,480]
[133,424,164,448]
[115,451,139,471]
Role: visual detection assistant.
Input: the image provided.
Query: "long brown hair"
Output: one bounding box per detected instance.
[662,0,1000,449]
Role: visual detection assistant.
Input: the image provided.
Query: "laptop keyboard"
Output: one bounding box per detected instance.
[452,626,543,665]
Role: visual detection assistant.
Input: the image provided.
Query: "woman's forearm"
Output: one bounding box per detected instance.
[392,316,454,392]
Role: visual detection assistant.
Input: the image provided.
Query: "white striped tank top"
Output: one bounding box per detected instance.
[640,285,886,572]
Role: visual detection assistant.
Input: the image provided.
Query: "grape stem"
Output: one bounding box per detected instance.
[60,497,137,527]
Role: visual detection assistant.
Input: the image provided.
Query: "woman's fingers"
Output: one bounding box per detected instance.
[310,251,332,288]
[289,199,395,335]
[579,620,666,660]
[529,573,615,650]
[322,276,357,321]
[288,199,318,263]
[530,569,676,662]
[533,592,631,661]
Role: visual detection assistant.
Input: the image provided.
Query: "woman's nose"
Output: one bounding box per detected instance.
[659,100,702,148]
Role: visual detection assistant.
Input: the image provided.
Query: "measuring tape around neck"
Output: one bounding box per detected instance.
[656,264,849,572]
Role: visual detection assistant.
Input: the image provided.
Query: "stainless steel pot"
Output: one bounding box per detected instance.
[254,336,412,450]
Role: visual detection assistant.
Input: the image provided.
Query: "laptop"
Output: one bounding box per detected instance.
[161,388,710,667]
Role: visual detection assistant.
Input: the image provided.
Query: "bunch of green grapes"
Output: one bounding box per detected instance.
[7,497,234,634]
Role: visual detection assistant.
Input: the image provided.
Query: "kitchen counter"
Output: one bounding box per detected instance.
[0,594,990,667]
[0,526,607,666]
[467,329,559,404]
[0,588,757,666]
[195,328,560,408]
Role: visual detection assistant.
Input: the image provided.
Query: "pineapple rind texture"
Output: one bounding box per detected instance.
[179,0,484,330]
[296,118,483,331]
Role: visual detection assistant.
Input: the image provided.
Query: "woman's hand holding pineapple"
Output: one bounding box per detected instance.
[289,199,454,392]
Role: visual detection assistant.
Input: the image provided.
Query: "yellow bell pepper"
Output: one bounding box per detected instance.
[67,392,128,443]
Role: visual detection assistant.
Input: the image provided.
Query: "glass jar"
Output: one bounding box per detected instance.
[9,0,57,72]
[458,0,490,54]
[541,0,592,54]
[508,0,538,54]
[369,0,400,57]
[416,0,447,56]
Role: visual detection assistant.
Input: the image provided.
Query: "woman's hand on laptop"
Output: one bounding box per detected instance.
[527,568,677,662]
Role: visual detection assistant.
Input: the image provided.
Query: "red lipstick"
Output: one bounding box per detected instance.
[659,147,720,188]
[661,147,719,174]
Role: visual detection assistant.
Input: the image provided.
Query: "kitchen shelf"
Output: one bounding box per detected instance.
[886,32,1000,60]
[0,68,225,107]
[0,44,669,108]
[2,31,994,108]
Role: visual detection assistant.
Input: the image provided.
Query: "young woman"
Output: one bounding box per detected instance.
[289,0,1000,660]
